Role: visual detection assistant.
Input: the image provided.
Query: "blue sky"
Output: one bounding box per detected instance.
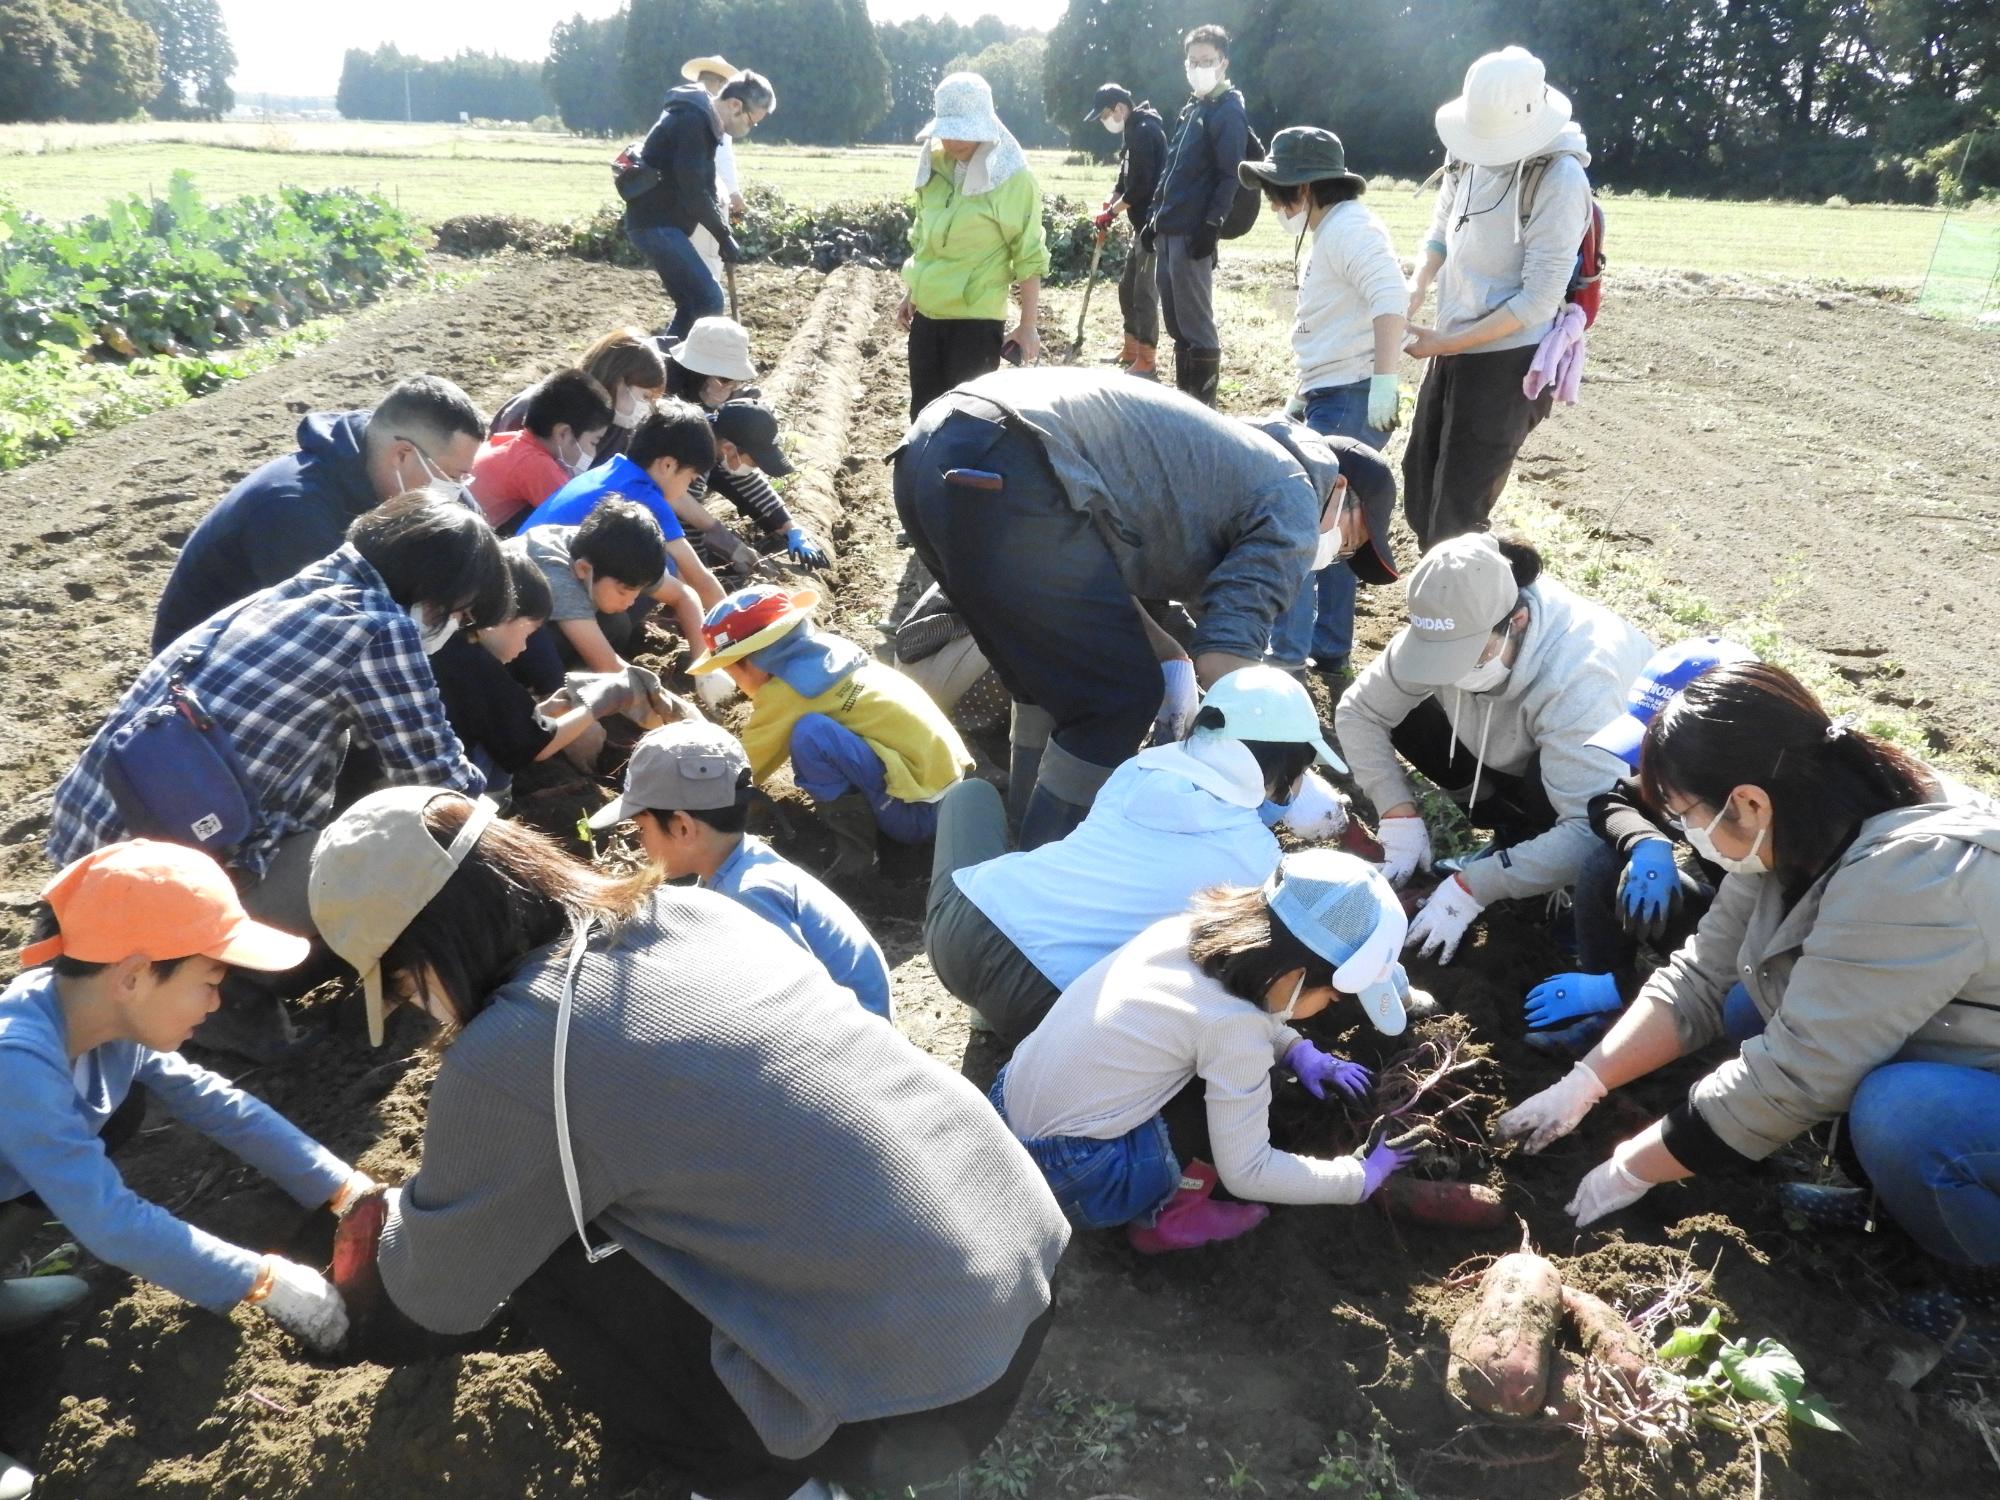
[220,0,1072,96]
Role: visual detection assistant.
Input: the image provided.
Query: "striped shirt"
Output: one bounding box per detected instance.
[49,546,482,879]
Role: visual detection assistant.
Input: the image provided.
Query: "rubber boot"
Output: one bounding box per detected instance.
[2,1452,34,1500]
[1006,702,1055,832]
[1170,340,1193,398]
[1127,1161,1269,1254]
[1018,782,1091,851]
[1126,342,1159,381]
[1183,348,1223,407]
[0,1275,89,1336]
[1104,332,1137,365]
[816,794,880,878]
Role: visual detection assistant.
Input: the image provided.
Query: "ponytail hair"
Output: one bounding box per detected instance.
[1639,662,1936,893]
[1491,531,1542,590]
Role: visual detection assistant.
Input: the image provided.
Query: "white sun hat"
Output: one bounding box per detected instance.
[916,72,1007,144]
[1435,46,1572,167]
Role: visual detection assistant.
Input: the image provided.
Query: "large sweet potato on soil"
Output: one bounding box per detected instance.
[1447,1250,1563,1416]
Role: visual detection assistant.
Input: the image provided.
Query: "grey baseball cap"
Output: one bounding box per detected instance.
[1383,533,1519,687]
[590,721,750,828]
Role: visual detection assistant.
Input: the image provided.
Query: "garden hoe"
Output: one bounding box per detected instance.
[1065,226,1108,364]
[726,263,740,322]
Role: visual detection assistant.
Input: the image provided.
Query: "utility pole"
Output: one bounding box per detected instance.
[404,67,413,123]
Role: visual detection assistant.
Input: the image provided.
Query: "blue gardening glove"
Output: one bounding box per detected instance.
[1367,372,1402,434]
[1284,1039,1371,1101]
[784,526,830,568]
[1617,838,1683,942]
[1523,971,1622,1030]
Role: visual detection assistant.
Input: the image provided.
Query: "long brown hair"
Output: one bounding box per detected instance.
[1186,884,1335,1005]
[579,326,667,402]
[381,797,657,1037]
[1640,662,1936,896]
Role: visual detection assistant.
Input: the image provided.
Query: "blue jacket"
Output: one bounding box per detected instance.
[1151,88,1249,236]
[519,453,687,547]
[707,835,894,1019]
[153,410,376,652]
[0,968,350,1310]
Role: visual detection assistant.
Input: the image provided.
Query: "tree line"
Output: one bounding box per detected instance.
[0,0,234,123]
[335,46,556,126]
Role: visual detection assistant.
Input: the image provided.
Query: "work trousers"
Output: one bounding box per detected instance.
[893,399,1162,779]
[1390,695,1557,845]
[1268,380,1387,669]
[907,312,1005,421]
[1401,342,1552,552]
[923,779,1061,1045]
[510,1231,1057,1500]
[789,713,939,845]
[1119,239,1160,346]
[1155,233,1217,350]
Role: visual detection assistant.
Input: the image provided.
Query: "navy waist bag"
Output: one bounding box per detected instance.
[102,646,261,853]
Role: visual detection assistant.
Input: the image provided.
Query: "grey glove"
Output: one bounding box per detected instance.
[702,524,760,576]
[567,672,641,719]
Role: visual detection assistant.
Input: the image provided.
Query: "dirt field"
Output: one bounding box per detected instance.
[1,256,1996,1499]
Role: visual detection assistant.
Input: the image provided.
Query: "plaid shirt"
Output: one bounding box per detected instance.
[50,547,483,880]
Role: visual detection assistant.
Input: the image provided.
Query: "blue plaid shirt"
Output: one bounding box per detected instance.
[49,547,483,880]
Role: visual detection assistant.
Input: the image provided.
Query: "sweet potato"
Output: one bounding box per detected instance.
[1447,1249,1563,1417]
[1560,1285,1651,1389]
[1374,1177,1508,1230]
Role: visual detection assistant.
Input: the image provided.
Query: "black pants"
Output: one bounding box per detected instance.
[907,312,1005,421]
[893,397,1162,773]
[510,1233,1057,1500]
[1390,696,1557,846]
[1401,343,1553,552]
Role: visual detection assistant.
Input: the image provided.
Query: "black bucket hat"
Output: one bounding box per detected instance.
[1083,84,1133,122]
[1237,126,1367,193]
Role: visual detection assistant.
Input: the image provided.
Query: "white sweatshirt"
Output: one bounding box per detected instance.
[1002,915,1368,1206]
[1292,200,1408,394]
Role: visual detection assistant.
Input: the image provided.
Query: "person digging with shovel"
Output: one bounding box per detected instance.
[1085,83,1168,379]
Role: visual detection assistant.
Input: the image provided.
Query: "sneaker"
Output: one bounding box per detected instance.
[3,1452,35,1500]
[1126,1161,1269,1254]
[1775,1182,1873,1234]
[0,1274,89,1337]
[1523,1013,1614,1059]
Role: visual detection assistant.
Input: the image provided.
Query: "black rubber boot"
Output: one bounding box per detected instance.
[1181,348,1222,407]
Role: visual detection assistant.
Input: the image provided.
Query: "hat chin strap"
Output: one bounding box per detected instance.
[447,796,499,867]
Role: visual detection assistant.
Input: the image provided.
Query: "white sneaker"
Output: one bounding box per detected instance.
[2,1451,36,1500]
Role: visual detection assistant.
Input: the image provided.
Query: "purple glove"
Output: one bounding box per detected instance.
[1359,1141,1415,1200]
[1284,1039,1372,1101]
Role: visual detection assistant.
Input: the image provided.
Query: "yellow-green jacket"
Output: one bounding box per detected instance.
[903,151,1049,323]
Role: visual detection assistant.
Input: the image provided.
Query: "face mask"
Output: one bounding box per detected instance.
[557,436,594,477]
[412,604,460,655]
[722,456,758,478]
[616,392,650,428]
[1273,969,1305,1024]
[1101,115,1125,135]
[412,448,476,513]
[1685,802,1769,877]
[1278,202,1309,237]
[1313,489,1355,571]
[1186,62,1222,94]
[1452,627,1515,694]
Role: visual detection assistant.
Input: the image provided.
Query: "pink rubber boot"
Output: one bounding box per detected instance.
[1126,1161,1269,1254]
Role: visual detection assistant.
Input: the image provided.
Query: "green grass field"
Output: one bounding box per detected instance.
[0,119,1976,286]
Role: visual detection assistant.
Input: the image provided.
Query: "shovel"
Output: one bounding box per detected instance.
[1064,227,1108,364]
[726,262,740,322]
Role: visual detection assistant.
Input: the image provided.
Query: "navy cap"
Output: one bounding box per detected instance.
[1084,84,1133,121]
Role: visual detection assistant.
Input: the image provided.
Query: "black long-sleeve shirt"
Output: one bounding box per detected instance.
[1113,104,1169,230]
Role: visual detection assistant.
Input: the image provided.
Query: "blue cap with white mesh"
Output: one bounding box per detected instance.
[1195,666,1347,774]
[1585,635,1756,771]
[1264,848,1408,1034]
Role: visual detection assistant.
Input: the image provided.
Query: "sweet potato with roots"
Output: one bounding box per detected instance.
[1560,1285,1652,1387]
[1373,1176,1508,1230]
[1447,1238,1563,1417]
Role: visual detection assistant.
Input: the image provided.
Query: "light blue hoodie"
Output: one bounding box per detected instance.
[957,738,1280,991]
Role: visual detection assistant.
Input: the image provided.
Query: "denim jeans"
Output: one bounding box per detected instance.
[1721,981,1764,1042]
[789,712,939,845]
[626,222,725,344]
[1850,1060,2000,1266]
[990,1065,1180,1231]
[1572,839,1715,982]
[1268,380,1385,669]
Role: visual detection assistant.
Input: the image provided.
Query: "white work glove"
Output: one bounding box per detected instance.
[327,1170,378,1217]
[1153,658,1199,746]
[1567,1138,1655,1227]
[1367,372,1402,434]
[1495,1061,1609,1154]
[255,1254,349,1353]
[694,672,736,711]
[1279,770,1351,841]
[1375,815,1431,888]
[1405,874,1484,964]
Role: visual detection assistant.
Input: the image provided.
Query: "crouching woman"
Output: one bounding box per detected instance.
[992,850,1418,1254]
[308,787,1067,1500]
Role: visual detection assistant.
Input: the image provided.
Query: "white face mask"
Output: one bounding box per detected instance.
[412,604,460,655]
[1186,62,1222,94]
[722,456,758,478]
[1452,620,1516,694]
[1685,802,1769,877]
[616,391,651,428]
[1278,203,1309,237]
[1101,114,1125,135]
[557,436,594,477]
[1273,969,1305,1024]
[411,448,476,514]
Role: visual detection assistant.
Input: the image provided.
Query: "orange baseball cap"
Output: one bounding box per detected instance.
[18,840,310,972]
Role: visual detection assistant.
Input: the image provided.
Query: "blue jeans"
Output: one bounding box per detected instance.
[789,712,939,845]
[1268,380,1386,669]
[990,1066,1180,1231]
[1721,981,1764,1042]
[1850,1060,2000,1265]
[626,222,724,344]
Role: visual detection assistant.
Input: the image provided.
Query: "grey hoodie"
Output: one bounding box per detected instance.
[1336,576,1652,904]
[1423,122,1593,352]
[1649,794,2000,1161]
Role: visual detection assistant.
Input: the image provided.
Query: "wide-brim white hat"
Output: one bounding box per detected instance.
[916,71,1005,144]
[1435,45,1571,167]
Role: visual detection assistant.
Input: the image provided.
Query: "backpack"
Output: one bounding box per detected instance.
[1219,122,1267,240]
[612,142,661,203]
[1441,155,1607,326]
